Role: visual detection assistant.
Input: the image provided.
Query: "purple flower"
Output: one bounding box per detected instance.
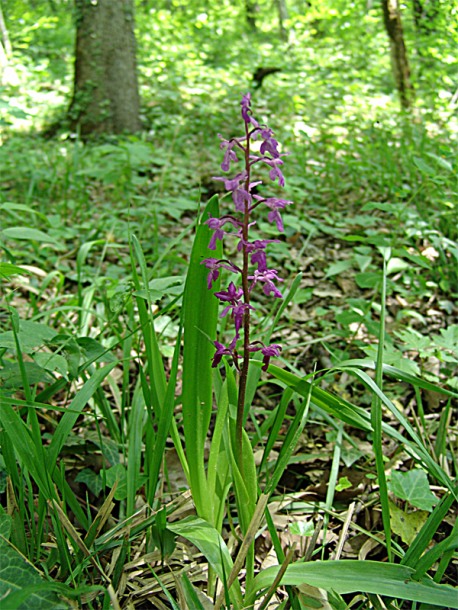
[206,215,241,250]
[264,158,285,186]
[232,186,252,212]
[260,129,280,158]
[201,258,241,289]
[227,302,254,336]
[248,341,282,370]
[251,249,267,272]
[249,269,284,298]
[218,137,240,171]
[213,171,247,192]
[241,93,259,128]
[260,344,282,371]
[212,338,237,368]
[215,281,243,304]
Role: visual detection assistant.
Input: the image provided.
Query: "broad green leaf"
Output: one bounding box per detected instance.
[1,227,64,247]
[0,263,32,278]
[413,156,435,176]
[250,560,458,608]
[0,512,12,539]
[168,516,242,604]
[0,321,58,352]
[386,257,410,275]
[105,464,130,501]
[77,337,117,364]
[355,272,380,289]
[181,195,221,522]
[289,521,314,536]
[389,469,439,511]
[389,501,429,545]
[325,259,353,278]
[0,535,70,609]
[180,573,211,610]
[0,361,51,388]
[74,468,103,497]
[33,352,68,378]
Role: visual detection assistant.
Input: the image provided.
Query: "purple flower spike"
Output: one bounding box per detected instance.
[205,93,292,376]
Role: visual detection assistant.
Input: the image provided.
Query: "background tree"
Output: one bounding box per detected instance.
[69,0,141,136]
[0,0,12,85]
[381,0,415,110]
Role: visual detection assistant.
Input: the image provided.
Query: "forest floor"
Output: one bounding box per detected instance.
[1,107,457,607]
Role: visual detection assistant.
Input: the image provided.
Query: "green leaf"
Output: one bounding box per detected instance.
[325,259,353,278]
[181,195,222,522]
[46,362,117,470]
[413,157,435,176]
[74,468,103,497]
[335,476,352,491]
[289,521,314,536]
[180,573,210,610]
[267,364,372,431]
[105,464,128,501]
[76,337,117,364]
[386,257,410,275]
[150,507,176,561]
[1,227,64,247]
[0,535,70,609]
[33,353,68,378]
[0,321,58,352]
[0,361,51,388]
[389,501,429,545]
[0,263,32,279]
[0,512,12,539]
[355,272,380,289]
[250,560,458,608]
[168,516,242,604]
[389,469,439,511]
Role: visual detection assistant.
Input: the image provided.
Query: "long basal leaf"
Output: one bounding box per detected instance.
[250,560,458,608]
[181,195,221,522]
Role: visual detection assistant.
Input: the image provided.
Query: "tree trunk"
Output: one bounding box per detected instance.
[0,0,18,87]
[245,0,258,31]
[69,0,141,136]
[381,0,415,110]
[276,0,289,42]
[0,1,12,57]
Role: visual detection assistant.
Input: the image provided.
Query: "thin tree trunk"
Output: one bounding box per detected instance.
[0,1,12,57]
[276,0,289,42]
[381,0,415,110]
[245,0,258,31]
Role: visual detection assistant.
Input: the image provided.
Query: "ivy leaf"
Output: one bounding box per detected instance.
[0,536,69,609]
[389,501,429,545]
[75,468,103,497]
[389,469,438,511]
[289,520,315,536]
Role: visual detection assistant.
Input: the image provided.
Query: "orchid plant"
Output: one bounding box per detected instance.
[202,93,292,464]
